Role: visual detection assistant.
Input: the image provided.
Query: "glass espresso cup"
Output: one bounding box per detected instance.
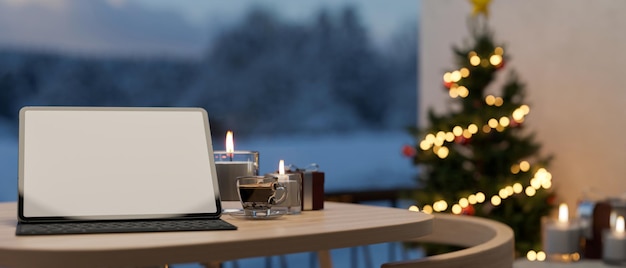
[237,176,287,216]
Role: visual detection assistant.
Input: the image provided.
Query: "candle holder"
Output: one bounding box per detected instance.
[542,204,583,262]
[603,230,626,265]
[269,172,302,215]
[265,160,303,215]
[603,214,626,265]
[214,151,259,201]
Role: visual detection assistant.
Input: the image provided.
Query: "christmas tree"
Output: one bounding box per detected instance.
[407,0,554,256]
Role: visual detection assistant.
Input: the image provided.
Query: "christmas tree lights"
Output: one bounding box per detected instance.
[417,166,553,215]
[406,0,554,256]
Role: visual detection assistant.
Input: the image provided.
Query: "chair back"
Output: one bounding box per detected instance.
[381,213,514,268]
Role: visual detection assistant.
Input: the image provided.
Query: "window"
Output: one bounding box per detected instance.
[0,1,418,201]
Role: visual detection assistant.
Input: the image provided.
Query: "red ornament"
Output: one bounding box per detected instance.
[546,193,557,206]
[496,59,506,70]
[443,80,453,89]
[461,204,475,215]
[455,135,470,145]
[402,145,416,158]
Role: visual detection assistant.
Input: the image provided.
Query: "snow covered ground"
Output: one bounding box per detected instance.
[236,131,419,193]
[0,123,17,202]
[0,130,418,201]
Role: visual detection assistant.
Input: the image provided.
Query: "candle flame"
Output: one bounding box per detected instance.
[617,216,625,233]
[225,131,234,153]
[611,211,617,230]
[279,160,285,175]
[558,203,569,223]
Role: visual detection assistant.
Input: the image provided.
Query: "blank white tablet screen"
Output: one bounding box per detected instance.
[21,108,218,218]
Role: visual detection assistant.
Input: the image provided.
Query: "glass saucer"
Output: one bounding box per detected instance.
[228,209,286,220]
[222,208,243,214]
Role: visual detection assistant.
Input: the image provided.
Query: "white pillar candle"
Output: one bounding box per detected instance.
[214,131,259,201]
[215,160,257,201]
[543,203,582,257]
[269,160,301,215]
[603,216,626,265]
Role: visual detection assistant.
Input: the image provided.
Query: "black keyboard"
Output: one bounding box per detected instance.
[16,219,237,235]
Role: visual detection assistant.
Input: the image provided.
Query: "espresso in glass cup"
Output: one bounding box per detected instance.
[237,176,287,216]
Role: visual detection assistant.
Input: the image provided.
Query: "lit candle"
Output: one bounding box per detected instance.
[603,215,626,265]
[611,211,618,230]
[268,159,302,215]
[543,203,582,261]
[279,160,285,176]
[558,203,569,224]
[225,130,234,160]
[214,131,259,201]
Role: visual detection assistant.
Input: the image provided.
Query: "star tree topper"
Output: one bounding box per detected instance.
[470,0,492,17]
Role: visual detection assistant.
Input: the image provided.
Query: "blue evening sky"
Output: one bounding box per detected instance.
[0,0,418,58]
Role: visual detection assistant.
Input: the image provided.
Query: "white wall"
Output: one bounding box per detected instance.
[419,0,626,210]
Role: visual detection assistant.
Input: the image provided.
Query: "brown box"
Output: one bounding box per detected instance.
[301,171,324,210]
[579,200,614,259]
[288,170,324,210]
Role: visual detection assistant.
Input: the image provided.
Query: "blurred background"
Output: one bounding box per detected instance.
[0,0,420,202]
[0,1,419,266]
